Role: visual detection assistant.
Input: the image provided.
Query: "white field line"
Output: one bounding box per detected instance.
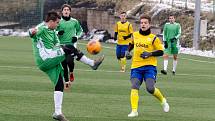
[0,65,214,78]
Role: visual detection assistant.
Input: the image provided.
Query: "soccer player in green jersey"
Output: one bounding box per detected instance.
[57,4,83,85]
[29,11,104,121]
[161,14,181,75]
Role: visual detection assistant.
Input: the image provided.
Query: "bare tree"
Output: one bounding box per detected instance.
[185,0,188,9]
[172,0,174,7]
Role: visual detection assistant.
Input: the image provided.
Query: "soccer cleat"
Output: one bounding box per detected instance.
[52,113,69,121]
[69,73,74,82]
[91,55,104,70]
[161,98,170,113]
[161,70,167,75]
[128,111,138,117]
[172,71,175,75]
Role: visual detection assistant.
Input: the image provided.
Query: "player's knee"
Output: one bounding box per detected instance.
[75,50,84,61]
[173,55,177,60]
[117,54,124,59]
[145,78,155,94]
[146,86,155,94]
[116,55,121,60]
[163,54,168,59]
[120,53,125,58]
[130,78,141,90]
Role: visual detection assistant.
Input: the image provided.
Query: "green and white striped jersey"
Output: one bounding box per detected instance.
[29,22,65,85]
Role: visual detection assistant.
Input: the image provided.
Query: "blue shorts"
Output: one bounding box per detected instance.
[130,66,157,83]
[116,44,129,59]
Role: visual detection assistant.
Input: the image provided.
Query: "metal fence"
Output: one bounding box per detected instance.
[0,0,71,29]
[0,0,45,29]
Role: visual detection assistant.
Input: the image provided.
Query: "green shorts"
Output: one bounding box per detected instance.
[35,47,66,86]
[164,42,179,55]
[38,55,65,86]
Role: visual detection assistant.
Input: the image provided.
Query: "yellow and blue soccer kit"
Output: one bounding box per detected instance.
[129,31,166,112]
[114,21,133,71]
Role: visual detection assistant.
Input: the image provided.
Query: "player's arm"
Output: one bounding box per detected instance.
[152,37,164,56]
[123,24,133,40]
[175,23,181,39]
[170,23,181,43]
[75,20,83,38]
[29,28,37,38]
[123,34,132,40]
[163,24,166,41]
[125,37,134,60]
[56,24,65,36]
[28,26,43,38]
[162,24,168,48]
[128,43,134,52]
[54,30,61,46]
[140,37,164,59]
[114,23,118,41]
[71,20,83,43]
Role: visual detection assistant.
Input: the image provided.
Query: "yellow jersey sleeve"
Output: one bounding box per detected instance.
[153,37,164,51]
[129,24,134,34]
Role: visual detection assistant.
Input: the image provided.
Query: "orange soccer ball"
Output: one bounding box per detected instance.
[86,40,102,55]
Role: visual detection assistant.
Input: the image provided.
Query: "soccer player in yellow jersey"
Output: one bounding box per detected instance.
[127,15,169,117]
[114,12,133,72]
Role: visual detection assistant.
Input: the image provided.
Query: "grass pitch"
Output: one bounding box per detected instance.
[0,36,215,121]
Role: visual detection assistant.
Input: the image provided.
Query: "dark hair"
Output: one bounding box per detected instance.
[120,11,126,14]
[61,4,71,11]
[169,14,175,17]
[45,10,61,22]
[140,14,151,23]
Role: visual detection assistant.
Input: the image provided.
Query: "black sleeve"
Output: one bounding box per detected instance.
[128,43,134,52]
[114,32,118,40]
[126,34,132,38]
[151,50,163,56]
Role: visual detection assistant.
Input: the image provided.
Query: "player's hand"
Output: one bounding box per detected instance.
[58,30,64,35]
[72,37,77,43]
[29,28,37,37]
[140,51,152,59]
[170,37,177,43]
[123,35,129,40]
[125,51,132,60]
[164,41,168,49]
[64,81,72,90]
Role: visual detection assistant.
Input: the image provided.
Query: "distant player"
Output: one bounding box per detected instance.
[127,15,169,117]
[29,11,104,121]
[161,14,181,75]
[57,4,83,88]
[114,12,133,72]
